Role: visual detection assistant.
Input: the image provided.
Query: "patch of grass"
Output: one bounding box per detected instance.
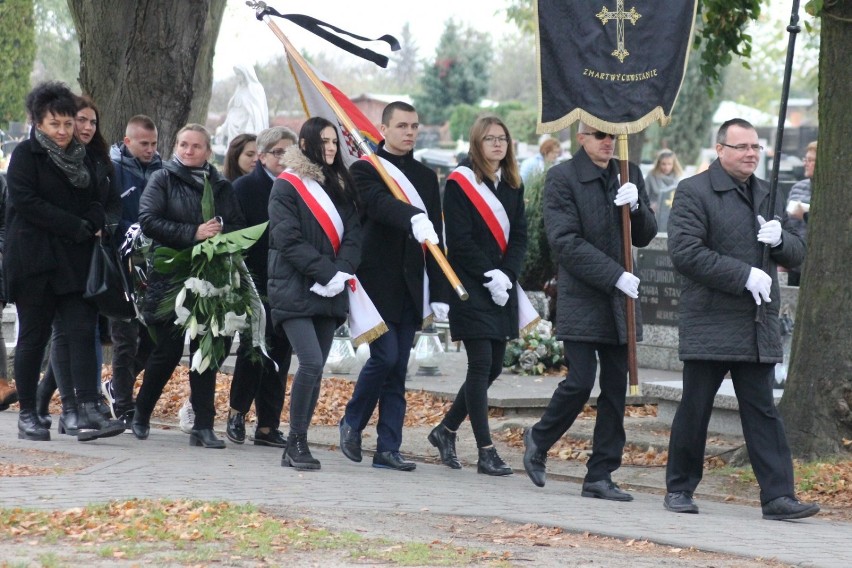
[0,500,499,566]
[35,554,61,568]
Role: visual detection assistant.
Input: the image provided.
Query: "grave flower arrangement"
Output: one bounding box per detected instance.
[503,323,564,375]
[152,176,268,373]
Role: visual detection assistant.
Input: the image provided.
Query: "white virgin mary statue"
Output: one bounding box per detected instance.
[220,63,269,144]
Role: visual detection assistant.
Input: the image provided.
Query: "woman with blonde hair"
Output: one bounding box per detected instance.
[644,149,683,213]
[429,115,527,476]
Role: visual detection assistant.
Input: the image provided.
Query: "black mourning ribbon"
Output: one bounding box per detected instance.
[256,7,400,68]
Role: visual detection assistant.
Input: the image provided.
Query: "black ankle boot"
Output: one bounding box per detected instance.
[76,401,126,442]
[282,432,321,470]
[428,425,461,469]
[35,379,53,429]
[190,428,226,449]
[226,411,246,444]
[18,409,50,441]
[131,409,150,440]
[477,446,513,476]
[57,407,80,435]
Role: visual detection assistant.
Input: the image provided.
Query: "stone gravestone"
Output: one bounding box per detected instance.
[635,238,682,371]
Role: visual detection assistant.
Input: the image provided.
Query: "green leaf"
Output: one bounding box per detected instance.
[201,174,215,222]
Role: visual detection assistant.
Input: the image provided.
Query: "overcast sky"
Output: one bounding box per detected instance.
[213,0,515,81]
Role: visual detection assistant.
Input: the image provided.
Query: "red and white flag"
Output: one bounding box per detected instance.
[288,57,383,167]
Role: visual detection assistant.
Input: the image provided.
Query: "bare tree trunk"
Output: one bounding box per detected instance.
[778,2,852,460]
[67,0,225,157]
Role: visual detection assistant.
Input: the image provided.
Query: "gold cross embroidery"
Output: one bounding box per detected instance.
[596,1,642,63]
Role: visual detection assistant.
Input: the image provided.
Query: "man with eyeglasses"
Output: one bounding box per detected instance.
[522,122,657,501]
[664,118,817,520]
[784,140,817,286]
[224,126,298,448]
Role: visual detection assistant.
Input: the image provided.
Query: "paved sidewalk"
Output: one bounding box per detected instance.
[0,411,848,567]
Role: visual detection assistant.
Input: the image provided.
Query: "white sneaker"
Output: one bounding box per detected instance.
[178,398,195,434]
[101,379,117,419]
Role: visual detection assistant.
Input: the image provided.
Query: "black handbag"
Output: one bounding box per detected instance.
[83,235,136,320]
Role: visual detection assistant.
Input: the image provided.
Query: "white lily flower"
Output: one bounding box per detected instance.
[210,317,219,337]
[175,287,187,310]
[233,270,240,289]
[222,311,248,335]
[189,316,198,339]
[198,355,211,374]
[190,350,203,372]
[174,305,191,326]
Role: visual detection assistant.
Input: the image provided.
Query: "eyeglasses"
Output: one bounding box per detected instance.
[719,143,764,152]
[482,136,509,145]
[580,131,616,140]
[267,148,287,157]
[802,156,815,164]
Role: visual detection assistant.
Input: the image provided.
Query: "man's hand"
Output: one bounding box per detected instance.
[490,288,510,307]
[410,213,438,245]
[745,267,772,305]
[615,272,640,299]
[430,302,449,322]
[756,215,782,247]
[614,182,639,211]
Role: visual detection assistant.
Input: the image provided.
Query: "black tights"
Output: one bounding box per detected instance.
[441,339,506,448]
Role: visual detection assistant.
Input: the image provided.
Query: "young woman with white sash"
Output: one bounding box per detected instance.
[429,115,530,476]
[267,117,362,470]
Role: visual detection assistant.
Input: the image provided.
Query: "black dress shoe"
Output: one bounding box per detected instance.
[428,425,461,469]
[131,411,150,440]
[226,411,246,444]
[190,428,226,449]
[372,451,416,471]
[253,428,286,448]
[581,480,633,502]
[18,409,50,441]
[477,446,513,476]
[664,491,699,513]
[761,496,820,521]
[76,402,126,442]
[339,417,362,463]
[523,429,547,487]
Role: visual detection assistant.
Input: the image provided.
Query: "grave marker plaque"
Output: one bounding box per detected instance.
[637,248,681,325]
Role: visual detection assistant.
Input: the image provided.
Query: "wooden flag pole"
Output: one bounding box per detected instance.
[617,135,639,396]
[252,2,469,301]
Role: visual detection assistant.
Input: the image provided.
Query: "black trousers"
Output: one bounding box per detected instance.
[134,322,226,430]
[530,341,628,483]
[280,316,336,435]
[442,338,506,448]
[110,318,154,412]
[230,308,292,430]
[666,360,795,505]
[14,292,99,409]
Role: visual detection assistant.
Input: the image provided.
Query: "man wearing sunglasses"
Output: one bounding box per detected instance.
[523,123,657,502]
[664,118,817,521]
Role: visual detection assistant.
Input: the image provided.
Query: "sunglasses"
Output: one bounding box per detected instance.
[580,131,616,140]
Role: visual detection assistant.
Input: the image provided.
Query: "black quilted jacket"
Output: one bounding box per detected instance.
[668,159,804,363]
[543,148,657,344]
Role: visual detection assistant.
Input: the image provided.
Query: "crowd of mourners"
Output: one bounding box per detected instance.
[0,80,819,521]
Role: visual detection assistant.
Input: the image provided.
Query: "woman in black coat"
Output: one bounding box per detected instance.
[268,117,361,470]
[430,115,527,476]
[131,124,246,448]
[4,82,125,442]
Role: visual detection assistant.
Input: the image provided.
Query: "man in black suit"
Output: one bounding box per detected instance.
[339,101,448,471]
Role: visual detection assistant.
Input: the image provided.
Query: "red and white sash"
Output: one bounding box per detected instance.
[447,166,540,335]
[362,155,435,325]
[281,171,388,345]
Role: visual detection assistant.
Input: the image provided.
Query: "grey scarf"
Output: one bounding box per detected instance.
[34,128,91,189]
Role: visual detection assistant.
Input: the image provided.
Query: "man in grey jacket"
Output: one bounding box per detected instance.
[664,118,818,521]
[522,124,657,500]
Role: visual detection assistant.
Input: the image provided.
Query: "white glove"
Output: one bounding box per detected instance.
[483,269,513,295]
[756,215,782,247]
[745,267,772,305]
[324,271,354,297]
[490,288,510,307]
[430,302,449,322]
[615,272,640,299]
[614,182,639,211]
[310,282,333,297]
[410,213,438,245]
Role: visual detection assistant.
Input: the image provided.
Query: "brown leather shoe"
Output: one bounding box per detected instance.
[0,379,18,411]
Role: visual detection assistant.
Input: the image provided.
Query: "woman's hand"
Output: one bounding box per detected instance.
[195,218,222,241]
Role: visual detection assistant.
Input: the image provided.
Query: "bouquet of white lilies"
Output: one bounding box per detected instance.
[152,176,268,374]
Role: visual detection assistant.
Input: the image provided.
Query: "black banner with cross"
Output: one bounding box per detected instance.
[535,0,699,134]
